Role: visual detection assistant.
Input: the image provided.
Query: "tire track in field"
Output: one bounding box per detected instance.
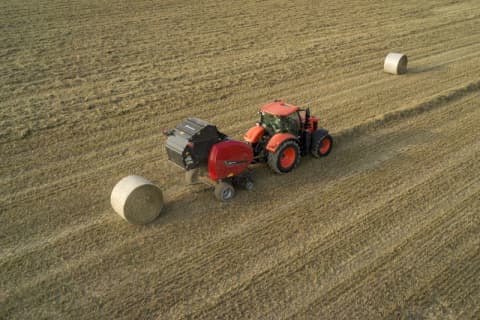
[332,79,480,143]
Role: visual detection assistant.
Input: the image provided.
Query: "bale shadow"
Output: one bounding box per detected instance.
[407,64,445,74]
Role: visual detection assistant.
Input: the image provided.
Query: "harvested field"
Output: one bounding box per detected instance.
[1,0,479,319]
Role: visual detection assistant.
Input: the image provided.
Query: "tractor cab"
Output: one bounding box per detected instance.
[259,101,301,136]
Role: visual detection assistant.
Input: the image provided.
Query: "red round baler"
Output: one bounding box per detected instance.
[165,118,254,201]
[208,140,253,180]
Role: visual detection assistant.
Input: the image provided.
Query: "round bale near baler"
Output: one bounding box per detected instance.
[111,175,163,224]
[384,53,408,75]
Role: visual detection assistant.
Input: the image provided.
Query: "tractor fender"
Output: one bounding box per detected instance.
[244,125,265,144]
[312,128,330,145]
[266,133,297,152]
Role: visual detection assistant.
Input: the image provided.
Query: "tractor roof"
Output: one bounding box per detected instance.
[260,101,300,116]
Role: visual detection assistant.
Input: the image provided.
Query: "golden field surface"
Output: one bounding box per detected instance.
[1,0,479,318]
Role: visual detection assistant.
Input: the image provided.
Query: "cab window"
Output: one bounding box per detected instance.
[284,113,300,134]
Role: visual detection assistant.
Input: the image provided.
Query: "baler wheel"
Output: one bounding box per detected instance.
[214,182,235,201]
[268,140,300,174]
[312,134,333,158]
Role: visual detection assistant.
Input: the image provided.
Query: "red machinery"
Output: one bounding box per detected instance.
[164,101,333,201]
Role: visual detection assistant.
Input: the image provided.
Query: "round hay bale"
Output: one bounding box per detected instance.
[384,53,408,75]
[111,175,163,225]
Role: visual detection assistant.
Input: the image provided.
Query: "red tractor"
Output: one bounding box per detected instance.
[164,101,333,201]
[244,100,333,173]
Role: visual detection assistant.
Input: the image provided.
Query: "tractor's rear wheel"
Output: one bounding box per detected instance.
[312,134,333,158]
[268,140,300,174]
[214,182,235,201]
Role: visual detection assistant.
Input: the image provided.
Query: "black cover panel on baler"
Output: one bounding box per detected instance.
[165,118,226,170]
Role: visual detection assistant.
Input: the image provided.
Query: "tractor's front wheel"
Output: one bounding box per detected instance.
[312,134,333,158]
[268,140,300,174]
[214,182,235,201]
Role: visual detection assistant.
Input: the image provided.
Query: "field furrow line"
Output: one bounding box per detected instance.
[332,80,480,142]
[285,193,479,319]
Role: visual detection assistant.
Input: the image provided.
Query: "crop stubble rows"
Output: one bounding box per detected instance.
[1,0,479,319]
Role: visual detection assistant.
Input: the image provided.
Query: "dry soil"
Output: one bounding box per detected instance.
[1,0,479,319]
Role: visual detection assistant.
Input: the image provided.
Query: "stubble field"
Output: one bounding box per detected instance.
[1,0,479,319]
